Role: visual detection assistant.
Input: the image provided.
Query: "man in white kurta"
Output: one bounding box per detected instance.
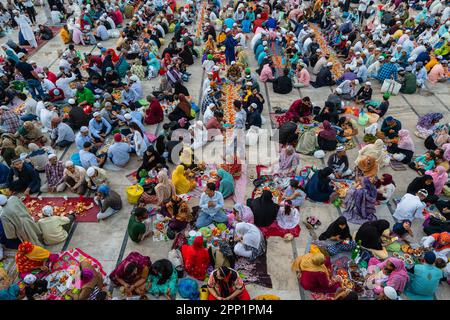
[14,11,37,48]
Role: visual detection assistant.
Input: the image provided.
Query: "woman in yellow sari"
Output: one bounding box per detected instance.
[15,242,52,274]
[60,25,71,44]
[172,165,196,195]
[425,55,439,72]
[236,46,249,69]
[217,30,226,44]
[205,35,217,53]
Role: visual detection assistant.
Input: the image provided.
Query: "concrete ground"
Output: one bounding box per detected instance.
[1,2,450,300]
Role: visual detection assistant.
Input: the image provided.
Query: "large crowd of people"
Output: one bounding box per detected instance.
[0,0,449,301]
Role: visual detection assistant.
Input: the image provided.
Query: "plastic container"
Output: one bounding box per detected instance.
[125,185,144,204]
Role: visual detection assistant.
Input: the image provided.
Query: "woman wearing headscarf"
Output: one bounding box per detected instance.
[291,252,341,293]
[305,167,335,202]
[388,129,415,163]
[375,174,396,202]
[217,169,235,199]
[317,120,338,151]
[66,261,106,300]
[109,252,152,297]
[319,216,355,255]
[181,236,210,280]
[342,177,378,225]
[260,200,301,238]
[168,93,193,122]
[204,35,217,53]
[232,203,254,224]
[171,165,196,195]
[16,121,47,146]
[208,266,251,300]
[146,259,178,299]
[234,222,266,260]
[154,170,176,206]
[144,95,164,125]
[15,241,52,274]
[178,44,194,66]
[314,101,339,124]
[355,219,391,260]
[1,43,18,63]
[416,112,443,139]
[137,146,166,177]
[425,165,448,195]
[355,139,385,166]
[366,257,409,294]
[279,145,301,175]
[161,195,193,232]
[248,190,279,227]
[407,174,438,203]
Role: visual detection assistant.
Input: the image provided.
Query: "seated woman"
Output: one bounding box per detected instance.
[154,170,176,206]
[335,119,357,143]
[355,139,384,169]
[181,236,209,281]
[408,151,436,174]
[365,257,410,295]
[314,102,339,124]
[388,129,415,164]
[0,268,22,300]
[421,231,450,260]
[305,167,335,202]
[375,174,396,202]
[279,146,301,175]
[144,95,164,125]
[407,174,438,204]
[248,190,279,228]
[415,112,444,139]
[168,93,193,122]
[355,219,391,260]
[171,165,196,195]
[208,266,251,300]
[66,261,106,300]
[342,177,378,225]
[405,252,443,300]
[291,252,341,293]
[356,155,378,178]
[234,222,266,260]
[15,241,54,276]
[392,220,413,241]
[260,200,300,238]
[232,203,254,224]
[425,166,448,196]
[109,252,151,297]
[217,169,235,199]
[226,61,242,83]
[283,179,306,207]
[145,259,178,299]
[424,124,450,151]
[319,216,356,256]
[160,195,193,232]
[317,120,337,151]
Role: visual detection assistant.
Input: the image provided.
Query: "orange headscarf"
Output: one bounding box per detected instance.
[15,242,51,274]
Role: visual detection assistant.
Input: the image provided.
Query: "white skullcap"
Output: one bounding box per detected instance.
[379,56,385,61]
[225,28,231,32]
[262,41,268,45]
[353,79,359,85]
[316,48,322,53]
[383,286,398,300]
[48,153,57,159]
[355,51,361,55]
[68,98,76,105]
[124,113,132,120]
[327,62,333,67]
[38,73,45,79]
[0,195,7,206]
[17,52,26,59]
[93,112,101,117]
[42,205,53,217]
[365,81,372,86]
[23,274,37,285]
[390,58,397,62]
[129,75,139,82]
[335,87,343,94]
[87,167,96,177]
[65,160,74,167]
[80,126,89,132]
[231,61,236,65]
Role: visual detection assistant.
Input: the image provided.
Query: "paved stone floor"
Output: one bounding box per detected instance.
[1,3,450,300]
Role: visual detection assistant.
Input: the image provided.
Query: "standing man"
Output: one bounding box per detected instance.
[13,10,37,48]
[15,53,45,100]
[223,28,238,65]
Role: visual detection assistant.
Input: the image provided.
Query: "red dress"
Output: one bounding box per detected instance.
[144,99,164,125]
[299,257,340,293]
[181,236,209,280]
[207,268,251,300]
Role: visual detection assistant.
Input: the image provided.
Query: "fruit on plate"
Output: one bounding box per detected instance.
[401,244,411,253]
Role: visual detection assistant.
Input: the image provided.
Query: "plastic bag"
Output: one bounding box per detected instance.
[168,249,183,268]
[246,126,259,146]
[364,123,378,136]
[358,112,369,126]
[178,278,199,300]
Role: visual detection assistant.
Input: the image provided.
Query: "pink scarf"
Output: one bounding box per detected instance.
[425,166,448,195]
[374,258,409,292]
[442,143,450,161]
[398,129,415,152]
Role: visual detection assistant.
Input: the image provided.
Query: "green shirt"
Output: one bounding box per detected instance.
[127,214,145,243]
[76,88,95,105]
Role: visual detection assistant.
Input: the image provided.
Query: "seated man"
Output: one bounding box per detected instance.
[37,205,74,245]
[272,68,293,94]
[127,207,152,243]
[67,99,92,131]
[63,161,87,195]
[196,182,228,228]
[41,154,66,193]
[88,112,112,143]
[86,166,108,190]
[367,93,390,118]
[95,184,122,220]
[107,133,132,167]
[51,117,75,149]
[327,146,352,179]
[80,141,106,169]
[7,158,41,195]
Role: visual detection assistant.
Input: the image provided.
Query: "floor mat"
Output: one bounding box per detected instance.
[235,254,273,288]
[268,112,287,128]
[23,196,100,223]
[22,26,62,57]
[390,160,407,171]
[126,171,139,184]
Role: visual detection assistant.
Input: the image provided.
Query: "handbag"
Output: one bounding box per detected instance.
[381,78,401,95]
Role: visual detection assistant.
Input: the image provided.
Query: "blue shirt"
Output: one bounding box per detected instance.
[75,132,93,150]
[88,117,112,139]
[224,18,235,30]
[51,122,75,144]
[79,149,99,169]
[199,191,224,216]
[108,142,131,166]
